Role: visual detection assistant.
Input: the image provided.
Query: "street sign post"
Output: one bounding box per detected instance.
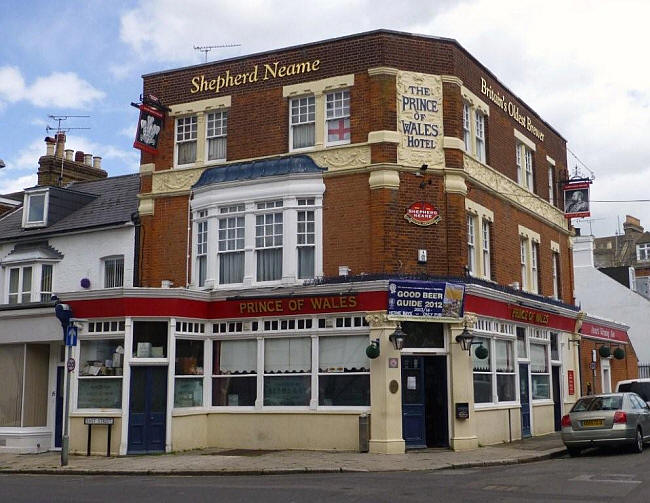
[65,325,78,346]
[67,357,75,372]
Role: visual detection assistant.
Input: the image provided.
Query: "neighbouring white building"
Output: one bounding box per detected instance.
[574,234,650,362]
[0,166,139,453]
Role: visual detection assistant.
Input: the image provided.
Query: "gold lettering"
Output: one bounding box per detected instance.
[191,76,201,94]
[249,65,259,82]
[311,59,320,71]
[208,79,216,91]
[347,296,357,308]
[234,74,243,85]
[263,62,278,80]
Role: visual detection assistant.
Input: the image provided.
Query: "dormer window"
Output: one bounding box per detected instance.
[22,190,48,228]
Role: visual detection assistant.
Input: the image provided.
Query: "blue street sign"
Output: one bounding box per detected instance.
[65,325,78,347]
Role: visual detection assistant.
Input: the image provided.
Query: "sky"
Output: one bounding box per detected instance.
[0,0,648,237]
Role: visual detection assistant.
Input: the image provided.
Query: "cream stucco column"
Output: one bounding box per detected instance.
[366,312,405,454]
[448,314,479,451]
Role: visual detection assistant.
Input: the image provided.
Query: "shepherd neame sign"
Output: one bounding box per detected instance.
[191,60,321,95]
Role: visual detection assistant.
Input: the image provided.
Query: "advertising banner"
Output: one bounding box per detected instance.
[388,280,465,319]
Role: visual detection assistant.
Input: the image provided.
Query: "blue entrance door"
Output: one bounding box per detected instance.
[128,366,167,453]
[402,356,426,448]
[519,363,531,438]
[54,367,64,448]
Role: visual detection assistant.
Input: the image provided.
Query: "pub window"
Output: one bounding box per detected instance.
[290,96,315,150]
[176,115,198,166]
[132,321,168,358]
[325,90,350,146]
[516,142,535,192]
[206,110,228,162]
[467,214,476,276]
[530,342,550,399]
[196,210,208,287]
[218,204,245,284]
[255,201,283,282]
[212,339,257,407]
[297,198,315,279]
[78,338,124,409]
[263,337,311,406]
[174,339,204,408]
[318,335,369,406]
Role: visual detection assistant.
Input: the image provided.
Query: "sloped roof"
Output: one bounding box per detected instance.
[0,174,140,243]
[193,154,326,189]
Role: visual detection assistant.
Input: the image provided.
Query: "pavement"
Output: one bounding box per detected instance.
[0,433,566,476]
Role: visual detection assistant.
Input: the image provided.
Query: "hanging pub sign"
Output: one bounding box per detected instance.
[404,201,441,226]
[133,104,164,155]
[388,280,465,319]
[563,181,590,219]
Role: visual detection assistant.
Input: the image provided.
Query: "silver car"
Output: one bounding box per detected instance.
[561,393,650,456]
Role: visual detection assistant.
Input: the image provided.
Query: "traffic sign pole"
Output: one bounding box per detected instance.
[61,324,76,467]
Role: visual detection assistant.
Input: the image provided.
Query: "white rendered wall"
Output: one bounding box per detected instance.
[0,224,134,300]
[573,235,650,362]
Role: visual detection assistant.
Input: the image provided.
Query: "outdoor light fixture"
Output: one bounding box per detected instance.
[389,324,406,350]
[455,321,483,355]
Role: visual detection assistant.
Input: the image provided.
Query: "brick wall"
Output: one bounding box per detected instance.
[579,338,638,395]
[138,31,572,290]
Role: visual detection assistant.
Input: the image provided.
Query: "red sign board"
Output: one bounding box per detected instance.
[567,370,575,395]
[580,321,628,343]
[564,181,590,219]
[404,201,441,226]
[133,105,164,155]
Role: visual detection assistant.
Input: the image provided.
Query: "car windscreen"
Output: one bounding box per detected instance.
[618,382,650,402]
[572,396,623,412]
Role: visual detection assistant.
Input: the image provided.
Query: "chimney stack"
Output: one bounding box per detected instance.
[64,149,73,161]
[45,137,56,156]
[54,133,66,157]
[93,156,102,170]
[84,154,93,166]
[74,151,85,163]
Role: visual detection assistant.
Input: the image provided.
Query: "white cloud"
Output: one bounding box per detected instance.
[0,66,105,110]
[0,174,37,194]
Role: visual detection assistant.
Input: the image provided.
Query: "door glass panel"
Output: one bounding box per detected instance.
[150,368,167,413]
[129,368,146,413]
[402,357,421,404]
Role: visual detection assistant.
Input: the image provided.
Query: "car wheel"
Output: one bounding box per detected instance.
[632,428,644,454]
[567,446,581,457]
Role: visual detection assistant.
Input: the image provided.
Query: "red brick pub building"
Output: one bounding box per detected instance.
[62,30,635,455]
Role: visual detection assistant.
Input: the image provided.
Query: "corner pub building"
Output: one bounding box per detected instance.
[59,30,633,455]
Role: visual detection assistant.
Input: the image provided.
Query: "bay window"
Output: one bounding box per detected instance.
[297,199,315,279]
[218,205,245,284]
[196,211,208,287]
[8,266,31,304]
[256,201,283,282]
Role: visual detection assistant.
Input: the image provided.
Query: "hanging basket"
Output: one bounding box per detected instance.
[598,345,611,358]
[366,343,380,359]
[613,347,625,360]
[474,344,489,360]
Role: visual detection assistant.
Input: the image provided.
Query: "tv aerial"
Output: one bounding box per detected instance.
[193,44,241,63]
[45,115,91,187]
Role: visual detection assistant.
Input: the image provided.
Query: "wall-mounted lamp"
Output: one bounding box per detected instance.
[568,337,581,347]
[389,324,406,350]
[366,338,380,359]
[455,321,484,356]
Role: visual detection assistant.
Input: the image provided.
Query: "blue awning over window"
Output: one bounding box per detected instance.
[193,154,326,189]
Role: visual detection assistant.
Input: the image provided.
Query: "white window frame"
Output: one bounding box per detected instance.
[196,210,208,287]
[255,200,284,283]
[22,189,49,228]
[207,322,370,411]
[472,319,517,407]
[289,95,316,151]
[637,243,650,262]
[552,252,560,299]
[7,265,33,304]
[529,337,551,401]
[462,103,471,152]
[175,115,198,167]
[548,166,555,206]
[482,219,491,280]
[297,198,316,280]
[103,255,124,288]
[518,226,541,294]
[325,90,350,147]
[217,204,246,286]
[205,110,228,163]
[475,109,486,162]
[520,237,528,291]
[531,241,539,294]
[467,214,476,276]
